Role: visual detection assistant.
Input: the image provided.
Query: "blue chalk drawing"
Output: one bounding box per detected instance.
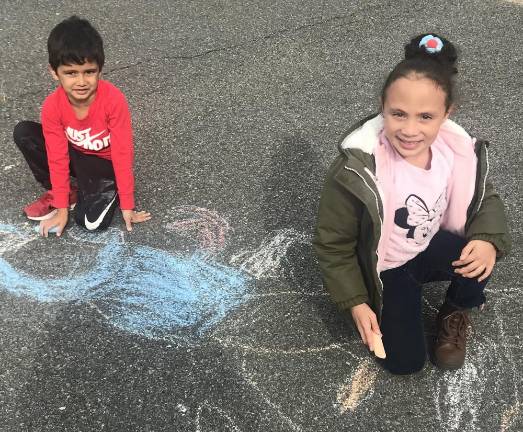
[0,223,249,342]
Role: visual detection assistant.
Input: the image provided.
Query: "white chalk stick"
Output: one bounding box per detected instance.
[34,225,59,234]
[372,332,386,359]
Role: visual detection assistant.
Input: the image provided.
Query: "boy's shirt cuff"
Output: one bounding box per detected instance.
[118,193,135,210]
[52,192,70,209]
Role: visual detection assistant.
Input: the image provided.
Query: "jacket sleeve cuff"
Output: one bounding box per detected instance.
[468,233,510,259]
[336,295,369,312]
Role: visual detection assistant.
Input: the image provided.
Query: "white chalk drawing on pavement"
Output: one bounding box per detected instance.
[230,228,310,279]
[433,358,485,431]
[239,356,303,432]
[195,400,243,432]
[0,79,6,103]
[0,223,34,255]
[494,302,521,432]
[212,290,349,355]
[431,299,521,432]
[67,225,125,244]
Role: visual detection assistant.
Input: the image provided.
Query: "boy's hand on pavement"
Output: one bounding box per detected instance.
[121,209,152,232]
[39,208,68,237]
[452,239,496,282]
[350,303,382,352]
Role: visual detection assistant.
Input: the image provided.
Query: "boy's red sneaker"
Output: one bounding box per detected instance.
[23,188,78,221]
[23,191,56,220]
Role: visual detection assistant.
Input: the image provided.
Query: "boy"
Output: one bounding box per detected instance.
[13,16,151,237]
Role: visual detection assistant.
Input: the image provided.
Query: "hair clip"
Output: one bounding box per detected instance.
[419,35,443,53]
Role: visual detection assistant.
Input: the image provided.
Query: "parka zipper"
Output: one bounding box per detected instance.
[476,145,489,214]
[466,142,490,228]
[344,166,385,322]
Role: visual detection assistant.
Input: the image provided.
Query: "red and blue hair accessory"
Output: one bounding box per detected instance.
[419,35,443,53]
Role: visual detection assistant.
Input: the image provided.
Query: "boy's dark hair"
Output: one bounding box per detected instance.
[48,16,104,71]
[381,33,458,112]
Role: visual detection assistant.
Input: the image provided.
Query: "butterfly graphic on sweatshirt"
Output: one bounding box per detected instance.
[394,193,447,244]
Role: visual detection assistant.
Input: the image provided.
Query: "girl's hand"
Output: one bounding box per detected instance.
[350,303,382,352]
[39,208,68,237]
[121,209,152,232]
[452,240,496,282]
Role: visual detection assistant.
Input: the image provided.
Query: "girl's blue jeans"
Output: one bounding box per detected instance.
[378,230,488,375]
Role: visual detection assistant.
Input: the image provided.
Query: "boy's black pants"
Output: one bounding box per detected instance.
[13,121,119,231]
[379,230,488,375]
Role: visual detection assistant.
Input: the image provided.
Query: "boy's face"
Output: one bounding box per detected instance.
[49,61,101,106]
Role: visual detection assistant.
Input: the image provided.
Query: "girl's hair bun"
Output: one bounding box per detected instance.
[381,33,459,111]
[404,33,458,74]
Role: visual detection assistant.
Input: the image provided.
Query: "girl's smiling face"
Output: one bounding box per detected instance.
[382,74,451,169]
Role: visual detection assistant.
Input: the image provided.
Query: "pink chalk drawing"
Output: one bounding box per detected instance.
[166,206,230,253]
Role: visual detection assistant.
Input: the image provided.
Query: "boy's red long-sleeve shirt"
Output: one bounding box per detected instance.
[41,80,135,209]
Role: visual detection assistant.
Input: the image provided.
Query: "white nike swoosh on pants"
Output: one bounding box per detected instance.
[84,193,117,230]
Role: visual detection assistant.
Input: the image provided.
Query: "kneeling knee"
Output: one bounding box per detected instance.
[380,353,426,375]
[13,121,37,144]
[75,213,111,231]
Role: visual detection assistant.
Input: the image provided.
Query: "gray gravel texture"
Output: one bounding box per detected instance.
[0,1,521,432]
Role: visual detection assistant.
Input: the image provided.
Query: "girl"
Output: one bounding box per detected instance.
[313,33,511,375]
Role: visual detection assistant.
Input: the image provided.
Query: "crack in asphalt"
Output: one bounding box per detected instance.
[105,12,354,74]
[6,11,358,102]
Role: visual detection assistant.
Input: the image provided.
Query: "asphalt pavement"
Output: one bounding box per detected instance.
[0,1,521,431]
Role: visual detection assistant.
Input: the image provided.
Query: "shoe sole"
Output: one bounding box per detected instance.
[432,349,466,371]
[26,209,58,221]
[434,360,464,371]
[433,359,465,370]
[25,203,76,221]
